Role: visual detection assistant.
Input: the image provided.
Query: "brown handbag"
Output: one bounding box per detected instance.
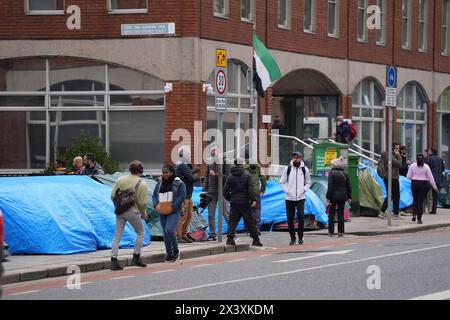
[156,202,173,215]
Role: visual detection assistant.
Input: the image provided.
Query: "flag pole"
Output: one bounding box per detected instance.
[250,16,257,165]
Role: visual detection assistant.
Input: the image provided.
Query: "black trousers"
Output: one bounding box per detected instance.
[227,203,260,241]
[285,200,305,241]
[431,189,439,214]
[328,201,345,234]
[381,178,400,215]
[411,180,430,222]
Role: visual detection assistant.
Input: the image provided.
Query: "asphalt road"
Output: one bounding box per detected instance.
[3,227,450,302]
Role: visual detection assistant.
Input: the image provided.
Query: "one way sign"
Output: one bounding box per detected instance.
[386,65,397,107]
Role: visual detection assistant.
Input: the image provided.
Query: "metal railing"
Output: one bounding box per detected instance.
[271,133,314,150]
[327,139,377,164]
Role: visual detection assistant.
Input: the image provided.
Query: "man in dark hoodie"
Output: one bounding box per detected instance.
[175,146,200,243]
[379,143,402,219]
[223,159,263,247]
[82,153,105,175]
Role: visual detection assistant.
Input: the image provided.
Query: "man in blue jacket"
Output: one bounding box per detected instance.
[425,148,445,214]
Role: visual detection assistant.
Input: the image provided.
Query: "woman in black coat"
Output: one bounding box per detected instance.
[326,158,352,237]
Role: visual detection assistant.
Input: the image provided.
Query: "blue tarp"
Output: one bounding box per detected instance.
[0,176,151,255]
[366,167,413,209]
[194,180,328,235]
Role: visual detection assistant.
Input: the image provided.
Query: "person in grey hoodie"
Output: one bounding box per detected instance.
[279,151,312,245]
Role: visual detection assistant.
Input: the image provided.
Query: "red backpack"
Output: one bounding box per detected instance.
[348,122,357,139]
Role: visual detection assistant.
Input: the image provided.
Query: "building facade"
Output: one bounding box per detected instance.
[0,0,449,172]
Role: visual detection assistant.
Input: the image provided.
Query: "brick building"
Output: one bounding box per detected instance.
[0,0,449,172]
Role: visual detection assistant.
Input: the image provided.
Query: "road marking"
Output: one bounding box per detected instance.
[274,250,354,263]
[410,290,450,300]
[79,282,92,286]
[153,269,175,274]
[191,264,212,268]
[112,276,135,280]
[227,259,246,263]
[119,244,450,300]
[9,290,40,296]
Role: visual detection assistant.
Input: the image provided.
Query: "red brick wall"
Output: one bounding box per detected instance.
[163,82,206,165]
[339,95,352,119]
[434,0,450,74]
[427,101,436,148]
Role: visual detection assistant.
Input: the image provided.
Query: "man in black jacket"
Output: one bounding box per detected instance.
[223,159,263,247]
[425,148,445,214]
[175,146,200,243]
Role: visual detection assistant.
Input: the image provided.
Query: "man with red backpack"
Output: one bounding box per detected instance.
[336,115,357,144]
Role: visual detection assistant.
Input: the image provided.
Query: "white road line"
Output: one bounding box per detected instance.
[274,250,354,263]
[410,290,450,300]
[191,264,212,268]
[227,259,246,263]
[153,269,175,274]
[119,244,450,300]
[79,282,92,286]
[112,276,135,280]
[9,290,40,296]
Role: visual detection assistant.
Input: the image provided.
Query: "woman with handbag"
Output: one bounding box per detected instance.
[152,164,186,262]
[326,157,351,237]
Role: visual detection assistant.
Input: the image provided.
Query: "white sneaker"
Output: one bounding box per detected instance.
[233,236,239,243]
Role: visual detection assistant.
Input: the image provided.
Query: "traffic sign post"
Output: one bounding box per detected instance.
[386,65,397,226]
[215,48,228,242]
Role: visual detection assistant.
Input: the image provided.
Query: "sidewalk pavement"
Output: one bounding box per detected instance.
[308,207,450,236]
[2,208,450,286]
[0,240,250,286]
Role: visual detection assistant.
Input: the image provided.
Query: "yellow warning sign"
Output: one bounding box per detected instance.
[325,149,338,166]
[216,49,227,67]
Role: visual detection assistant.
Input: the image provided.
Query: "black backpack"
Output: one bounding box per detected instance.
[113,179,142,215]
[287,165,307,186]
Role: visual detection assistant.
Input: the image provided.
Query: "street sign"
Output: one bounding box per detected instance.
[387,66,397,88]
[385,87,397,107]
[216,49,227,67]
[121,23,175,36]
[216,69,227,95]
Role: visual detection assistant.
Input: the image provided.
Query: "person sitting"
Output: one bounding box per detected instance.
[70,156,85,175]
[82,153,105,175]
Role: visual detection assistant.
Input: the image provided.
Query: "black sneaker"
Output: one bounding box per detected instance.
[172,250,180,262]
[226,239,236,246]
[298,239,304,245]
[110,257,123,271]
[131,254,147,268]
[338,233,344,238]
[412,216,416,222]
[180,236,193,243]
[207,235,217,241]
[164,255,173,263]
[418,220,423,224]
[252,240,263,247]
[289,239,296,245]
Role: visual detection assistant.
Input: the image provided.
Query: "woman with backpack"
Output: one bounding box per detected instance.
[407,154,438,224]
[152,164,186,262]
[326,157,352,237]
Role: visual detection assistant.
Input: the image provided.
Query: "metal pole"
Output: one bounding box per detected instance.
[217,112,224,243]
[387,106,392,226]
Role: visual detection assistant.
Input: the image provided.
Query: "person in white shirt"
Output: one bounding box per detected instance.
[279,151,312,245]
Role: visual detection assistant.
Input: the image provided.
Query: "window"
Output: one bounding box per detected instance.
[443,0,450,55]
[376,0,386,45]
[357,0,368,42]
[419,0,427,52]
[327,0,338,36]
[352,79,385,157]
[402,0,411,49]
[397,83,427,160]
[0,57,165,170]
[304,0,316,33]
[214,0,228,18]
[438,88,450,168]
[241,0,253,22]
[278,0,290,29]
[108,0,148,13]
[25,0,65,15]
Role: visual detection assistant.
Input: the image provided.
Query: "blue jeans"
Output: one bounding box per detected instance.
[160,211,181,257]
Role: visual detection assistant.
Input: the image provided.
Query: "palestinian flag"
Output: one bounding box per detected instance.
[253,32,281,98]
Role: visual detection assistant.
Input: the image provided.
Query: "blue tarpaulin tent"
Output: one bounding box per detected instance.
[195,180,328,235]
[0,176,151,255]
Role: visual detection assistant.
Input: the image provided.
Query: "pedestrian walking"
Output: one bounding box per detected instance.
[244,150,267,234]
[425,148,445,214]
[203,146,231,241]
[407,154,438,224]
[110,160,148,271]
[279,151,312,245]
[175,146,200,244]
[153,164,186,262]
[223,159,263,247]
[379,143,402,219]
[326,157,351,237]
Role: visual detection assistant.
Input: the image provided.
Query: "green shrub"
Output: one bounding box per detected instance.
[62,130,119,174]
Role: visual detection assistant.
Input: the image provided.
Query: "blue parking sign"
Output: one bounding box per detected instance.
[387,66,397,88]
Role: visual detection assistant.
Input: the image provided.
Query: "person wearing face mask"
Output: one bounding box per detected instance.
[244,150,267,234]
[407,154,438,224]
[279,151,312,245]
